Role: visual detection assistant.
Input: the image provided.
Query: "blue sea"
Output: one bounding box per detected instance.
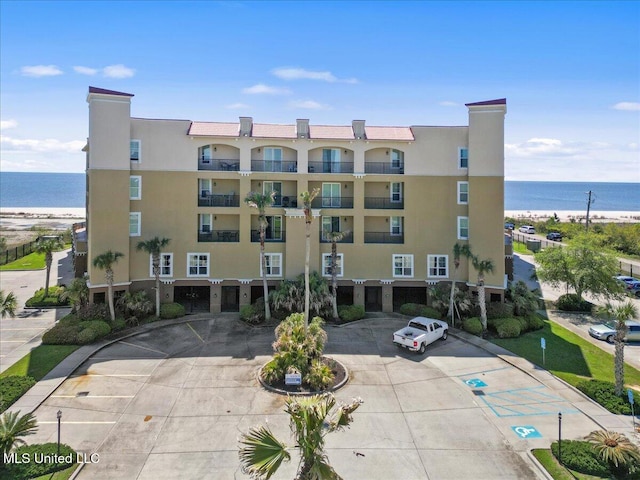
[0,172,638,211]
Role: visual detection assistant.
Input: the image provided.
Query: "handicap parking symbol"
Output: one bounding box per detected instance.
[511,426,542,439]
[465,378,487,388]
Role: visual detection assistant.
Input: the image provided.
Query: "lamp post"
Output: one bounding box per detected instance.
[558,412,563,465]
[57,410,62,455]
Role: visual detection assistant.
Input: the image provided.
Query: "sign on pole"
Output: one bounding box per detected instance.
[541,337,546,366]
[628,389,634,405]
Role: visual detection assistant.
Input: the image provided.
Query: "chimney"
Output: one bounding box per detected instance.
[352,120,365,139]
[296,119,309,139]
[239,117,253,137]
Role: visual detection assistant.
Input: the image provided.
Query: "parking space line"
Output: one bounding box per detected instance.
[118,340,168,355]
[186,322,205,343]
[50,395,135,398]
[479,386,579,417]
[456,366,512,378]
[39,421,117,425]
[72,374,150,377]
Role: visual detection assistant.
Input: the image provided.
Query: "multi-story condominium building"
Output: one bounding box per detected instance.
[85,87,507,313]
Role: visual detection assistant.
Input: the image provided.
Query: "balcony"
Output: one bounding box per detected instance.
[364,197,404,209]
[251,230,287,242]
[319,231,354,243]
[311,196,354,209]
[198,158,240,171]
[251,160,298,172]
[364,232,404,244]
[198,230,240,242]
[198,194,239,207]
[364,162,404,174]
[307,161,354,174]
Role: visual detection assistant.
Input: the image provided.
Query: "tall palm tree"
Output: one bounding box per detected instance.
[239,393,363,480]
[597,301,638,395]
[300,188,320,330]
[324,230,346,321]
[245,191,276,321]
[448,243,472,327]
[35,236,64,296]
[0,411,38,455]
[136,236,171,318]
[92,250,124,322]
[0,290,18,319]
[470,254,495,334]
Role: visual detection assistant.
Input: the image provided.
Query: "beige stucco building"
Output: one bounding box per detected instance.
[85,87,507,313]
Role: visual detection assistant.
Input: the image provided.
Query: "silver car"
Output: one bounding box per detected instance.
[589,320,640,344]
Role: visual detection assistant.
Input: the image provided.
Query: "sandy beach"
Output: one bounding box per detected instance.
[505,210,640,223]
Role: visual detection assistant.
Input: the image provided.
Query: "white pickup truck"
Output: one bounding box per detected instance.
[393,317,449,354]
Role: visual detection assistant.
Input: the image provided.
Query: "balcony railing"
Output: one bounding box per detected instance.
[364,197,404,209]
[251,160,298,172]
[307,161,354,174]
[364,232,404,244]
[198,194,239,207]
[198,158,240,171]
[364,162,404,174]
[319,231,354,243]
[198,230,240,242]
[311,196,354,208]
[251,230,286,242]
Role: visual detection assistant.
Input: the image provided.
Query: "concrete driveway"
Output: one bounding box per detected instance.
[25,316,618,480]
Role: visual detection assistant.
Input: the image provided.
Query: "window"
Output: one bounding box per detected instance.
[130,176,141,200]
[457,181,469,204]
[187,253,209,277]
[265,215,283,240]
[393,254,413,278]
[129,212,141,236]
[322,148,341,173]
[263,181,282,206]
[149,253,173,277]
[428,255,448,278]
[458,216,469,240]
[390,216,403,235]
[322,253,343,277]
[262,253,282,277]
[200,145,211,163]
[391,149,404,169]
[321,183,341,207]
[130,140,140,162]
[199,179,212,197]
[458,147,468,169]
[199,214,212,233]
[264,147,283,172]
[391,182,402,203]
[321,216,341,236]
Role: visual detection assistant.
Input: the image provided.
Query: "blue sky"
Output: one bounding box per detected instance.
[1,1,638,182]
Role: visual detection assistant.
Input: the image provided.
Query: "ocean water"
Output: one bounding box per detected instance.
[0,172,638,211]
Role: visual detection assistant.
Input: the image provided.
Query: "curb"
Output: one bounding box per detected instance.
[257,357,350,396]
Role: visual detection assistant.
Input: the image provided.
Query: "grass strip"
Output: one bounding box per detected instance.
[0,251,47,270]
[531,449,604,480]
[0,345,79,381]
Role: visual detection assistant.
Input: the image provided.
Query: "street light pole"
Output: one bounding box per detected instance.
[558,412,563,465]
[57,410,62,455]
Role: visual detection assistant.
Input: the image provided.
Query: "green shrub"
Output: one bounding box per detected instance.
[306,358,335,391]
[0,376,36,412]
[515,316,528,332]
[240,302,264,325]
[58,313,82,326]
[462,317,483,336]
[80,320,111,337]
[112,318,127,331]
[399,303,441,318]
[42,319,112,346]
[525,315,545,331]
[42,324,80,345]
[556,294,593,312]
[576,380,638,415]
[486,302,514,320]
[0,442,77,479]
[25,286,68,307]
[496,318,521,338]
[550,440,609,477]
[76,303,110,321]
[338,304,365,322]
[160,302,185,319]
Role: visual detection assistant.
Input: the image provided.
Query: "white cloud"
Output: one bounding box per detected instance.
[288,100,330,110]
[242,84,291,95]
[439,101,459,107]
[272,67,358,84]
[225,103,250,109]
[1,135,85,154]
[20,65,63,77]
[103,64,135,78]
[0,119,18,130]
[505,138,581,157]
[612,102,640,111]
[74,66,98,75]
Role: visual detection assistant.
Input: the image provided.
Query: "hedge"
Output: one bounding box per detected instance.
[0,443,77,479]
[556,294,593,312]
[576,379,638,415]
[399,303,441,319]
[160,302,185,319]
[25,286,69,307]
[0,376,36,412]
[463,317,483,336]
[550,440,609,477]
[42,319,112,346]
[338,304,365,322]
[495,318,521,338]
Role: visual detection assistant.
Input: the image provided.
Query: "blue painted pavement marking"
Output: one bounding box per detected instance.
[479,386,579,417]
[512,426,542,439]
[465,378,488,388]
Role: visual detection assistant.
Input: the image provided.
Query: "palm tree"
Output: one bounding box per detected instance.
[323,230,346,321]
[596,301,638,395]
[92,250,124,322]
[586,430,640,475]
[300,188,320,330]
[0,290,18,319]
[470,254,495,334]
[136,236,171,317]
[35,236,64,296]
[0,411,38,455]
[245,191,276,321]
[239,393,363,480]
[448,243,472,327]
[60,276,89,313]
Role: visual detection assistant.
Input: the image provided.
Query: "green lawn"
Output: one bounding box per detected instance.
[0,251,47,270]
[32,464,79,480]
[0,345,79,381]
[513,241,535,255]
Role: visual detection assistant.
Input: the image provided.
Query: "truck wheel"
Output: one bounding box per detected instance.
[418,343,426,354]
[441,330,448,341]
[606,335,614,344]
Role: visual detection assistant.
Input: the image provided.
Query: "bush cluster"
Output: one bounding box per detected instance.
[462,317,483,336]
[486,302,514,320]
[0,376,36,412]
[25,286,68,307]
[399,303,441,319]
[159,302,185,319]
[492,318,522,338]
[42,318,112,345]
[576,379,637,415]
[556,294,593,312]
[550,440,610,477]
[337,305,365,322]
[240,303,264,325]
[76,303,110,321]
[0,443,77,479]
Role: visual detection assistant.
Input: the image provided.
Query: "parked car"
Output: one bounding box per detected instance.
[626,280,640,298]
[588,320,640,344]
[614,275,639,287]
[504,222,515,230]
[393,317,448,354]
[546,232,562,241]
[519,225,535,234]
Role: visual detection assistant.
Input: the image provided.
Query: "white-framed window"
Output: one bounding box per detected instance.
[149,253,173,277]
[392,254,413,278]
[427,255,448,278]
[457,216,469,240]
[457,181,469,204]
[321,216,341,236]
[130,140,140,162]
[200,145,211,163]
[390,216,403,235]
[129,212,141,237]
[130,176,141,200]
[390,182,402,203]
[187,253,209,277]
[264,147,283,172]
[458,147,468,169]
[391,149,404,169]
[261,253,282,277]
[263,181,282,206]
[322,253,343,277]
[199,214,212,233]
[321,183,341,207]
[199,178,212,197]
